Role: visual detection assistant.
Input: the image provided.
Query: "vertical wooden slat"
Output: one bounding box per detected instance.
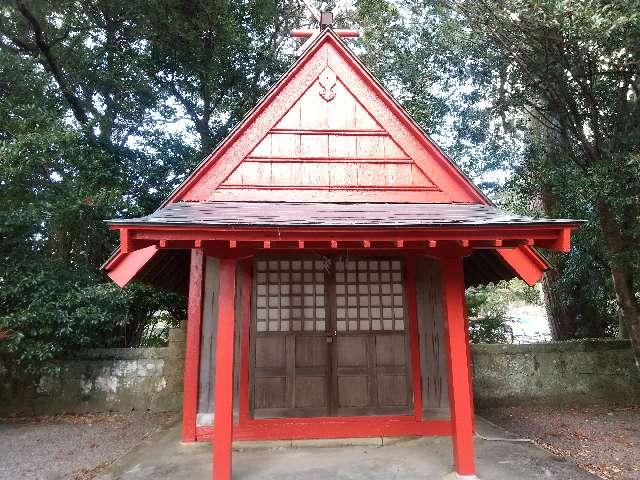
[405,258,423,421]
[198,258,219,422]
[212,258,238,480]
[238,260,253,425]
[441,256,475,477]
[182,248,205,442]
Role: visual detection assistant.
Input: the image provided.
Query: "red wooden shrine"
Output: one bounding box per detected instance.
[103,28,580,480]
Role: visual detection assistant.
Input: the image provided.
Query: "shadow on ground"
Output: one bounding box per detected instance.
[98,418,597,480]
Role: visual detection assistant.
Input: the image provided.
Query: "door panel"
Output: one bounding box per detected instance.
[251,256,412,419]
[378,374,409,406]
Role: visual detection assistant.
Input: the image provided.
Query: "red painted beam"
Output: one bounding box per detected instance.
[197,417,452,441]
[182,248,205,442]
[497,246,547,286]
[106,245,159,288]
[442,256,476,477]
[553,227,571,252]
[111,224,574,242]
[119,228,133,254]
[212,259,237,480]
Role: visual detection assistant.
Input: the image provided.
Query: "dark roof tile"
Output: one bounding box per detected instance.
[107,202,582,228]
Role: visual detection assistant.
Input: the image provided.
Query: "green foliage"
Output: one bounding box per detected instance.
[466,284,512,344]
[466,279,541,344]
[356,0,640,344]
[0,0,298,373]
[2,0,639,374]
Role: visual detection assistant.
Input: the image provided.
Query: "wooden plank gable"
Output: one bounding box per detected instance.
[169,30,484,204]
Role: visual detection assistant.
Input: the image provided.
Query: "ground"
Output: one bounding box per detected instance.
[480,403,640,480]
[2,406,637,479]
[0,411,176,480]
[94,418,595,480]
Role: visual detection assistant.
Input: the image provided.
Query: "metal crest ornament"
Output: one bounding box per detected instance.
[318,67,337,102]
[292,0,361,56]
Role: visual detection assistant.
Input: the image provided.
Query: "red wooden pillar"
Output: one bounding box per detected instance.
[212,259,237,480]
[441,256,476,478]
[182,248,205,442]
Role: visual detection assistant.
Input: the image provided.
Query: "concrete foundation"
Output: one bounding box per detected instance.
[96,417,597,480]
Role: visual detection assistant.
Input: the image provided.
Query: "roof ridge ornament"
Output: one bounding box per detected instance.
[292,0,360,56]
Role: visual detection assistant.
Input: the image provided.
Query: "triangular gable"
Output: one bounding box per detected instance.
[144,29,548,285]
[166,30,486,204]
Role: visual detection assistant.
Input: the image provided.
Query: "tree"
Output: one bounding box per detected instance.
[0,0,302,372]
[422,0,640,363]
[355,0,640,358]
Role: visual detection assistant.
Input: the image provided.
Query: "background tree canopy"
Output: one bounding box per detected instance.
[1,0,639,370]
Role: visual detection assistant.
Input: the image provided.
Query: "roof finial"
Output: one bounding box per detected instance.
[292,1,360,56]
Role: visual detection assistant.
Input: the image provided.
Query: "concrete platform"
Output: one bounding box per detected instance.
[97,418,597,480]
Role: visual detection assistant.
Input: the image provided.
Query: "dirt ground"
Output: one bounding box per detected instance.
[0,411,177,480]
[2,405,637,479]
[480,403,640,480]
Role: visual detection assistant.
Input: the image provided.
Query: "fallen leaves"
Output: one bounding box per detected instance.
[480,402,640,480]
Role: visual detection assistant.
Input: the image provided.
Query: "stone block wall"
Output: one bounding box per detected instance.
[2,333,639,417]
[0,328,185,416]
[472,339,640,406]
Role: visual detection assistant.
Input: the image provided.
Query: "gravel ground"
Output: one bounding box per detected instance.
[480,403,640,480]
[0,412,177,480]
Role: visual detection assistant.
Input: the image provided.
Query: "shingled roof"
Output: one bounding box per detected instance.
[107,201,581,228]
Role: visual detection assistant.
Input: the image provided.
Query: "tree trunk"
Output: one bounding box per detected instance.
[540,188,581,340]
[541,263,577,340]
[596,198,640,369]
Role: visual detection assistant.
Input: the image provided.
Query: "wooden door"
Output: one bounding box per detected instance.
[332,258,411,416]
[250,256,411,419]
[251,258,330,418]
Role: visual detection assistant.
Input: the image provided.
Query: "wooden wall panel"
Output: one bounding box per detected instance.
[327,82,358,129]
[300,134,328,157]
[197,257,219,424]
[354,101,379,130]
[276,102,301,129]
[271,133,300,157]
[215,67,445,202]
[356,135,385,158]
[415,256,450,419]
[197,258,246,426]
[328,136,358,158]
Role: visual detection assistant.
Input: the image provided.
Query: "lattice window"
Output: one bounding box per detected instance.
[255,259,327,333]
[335,259,405,332]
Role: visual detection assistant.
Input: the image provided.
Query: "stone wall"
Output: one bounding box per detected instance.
[472,339,640,406]
[2,334,638,417]
[0,328,185,416]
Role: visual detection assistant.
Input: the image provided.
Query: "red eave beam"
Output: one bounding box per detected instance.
[105,245,159,287]
[110,224,577,253]
[497,246,549,286]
